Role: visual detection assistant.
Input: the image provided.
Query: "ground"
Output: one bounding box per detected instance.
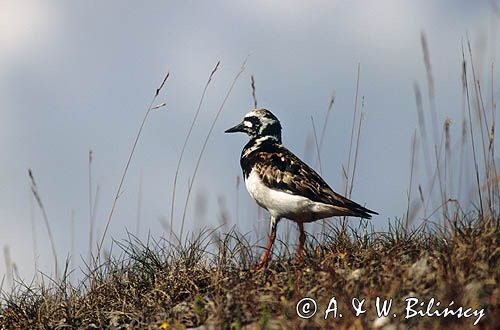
[0,215,499,329]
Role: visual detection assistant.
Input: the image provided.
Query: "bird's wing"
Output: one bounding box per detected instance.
[249,142,377,218]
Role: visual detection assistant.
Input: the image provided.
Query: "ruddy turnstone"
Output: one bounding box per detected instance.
[225,108,377,270]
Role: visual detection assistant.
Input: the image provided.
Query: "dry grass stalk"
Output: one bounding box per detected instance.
[87,149,94,267]
[420,31,438,145]
[88,186,99,264]
[349,98,365,198]
[170,62,220,239]
[70,209,75,281]
[443,118,452,226]
[310,116,326,235]
[434,138,447,219]
[345,63,361,198]
[29,193,38,278]
[3,246,13,287]
[315,90,335,237]
[418,184,427,219]
[28,169,58,278]
[458,60,468,204]
[310,116,323,176]
[341,64,362,232]
[414,82,432,179]
[489,62,499,207]
[319,90,336,151]
[180,59,247,241]
[98,71,170,263]
[235,176,240,225]
[159,216,181,246]
[251,75,257,108]
[406,130,418,228]
[422,33,448,218]
[462,41,485,218]
[467,38,493,212]
[444,118,452,200]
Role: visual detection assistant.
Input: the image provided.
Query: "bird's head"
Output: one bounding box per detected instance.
[225,108,282,142]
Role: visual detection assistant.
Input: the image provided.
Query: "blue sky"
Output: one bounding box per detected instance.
[0,1,498,283]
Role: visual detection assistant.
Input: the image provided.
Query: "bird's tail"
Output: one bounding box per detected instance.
[348,204,378,219]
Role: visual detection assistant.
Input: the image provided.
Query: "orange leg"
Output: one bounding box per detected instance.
[295,222,306,264]
[255,217,278,271]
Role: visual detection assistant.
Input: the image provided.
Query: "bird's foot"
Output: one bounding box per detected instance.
[295,248,305,265]
[251,251,270,273]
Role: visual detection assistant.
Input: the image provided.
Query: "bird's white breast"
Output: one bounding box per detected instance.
[245,170,338,221]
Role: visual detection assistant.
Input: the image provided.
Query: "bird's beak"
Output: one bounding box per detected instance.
[225,121,245,133]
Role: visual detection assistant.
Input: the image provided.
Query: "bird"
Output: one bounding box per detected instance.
[225,108,378,270]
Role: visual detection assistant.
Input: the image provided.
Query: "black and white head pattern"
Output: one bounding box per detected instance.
[241,108,282,142]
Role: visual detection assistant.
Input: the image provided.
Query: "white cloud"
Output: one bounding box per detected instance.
[0,1,59,63]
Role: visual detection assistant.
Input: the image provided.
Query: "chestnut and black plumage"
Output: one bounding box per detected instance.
[225,108,377,269]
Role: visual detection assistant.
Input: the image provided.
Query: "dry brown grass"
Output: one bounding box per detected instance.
[0,214,498,329]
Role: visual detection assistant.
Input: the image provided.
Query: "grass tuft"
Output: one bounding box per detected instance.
[1,214,498,328]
